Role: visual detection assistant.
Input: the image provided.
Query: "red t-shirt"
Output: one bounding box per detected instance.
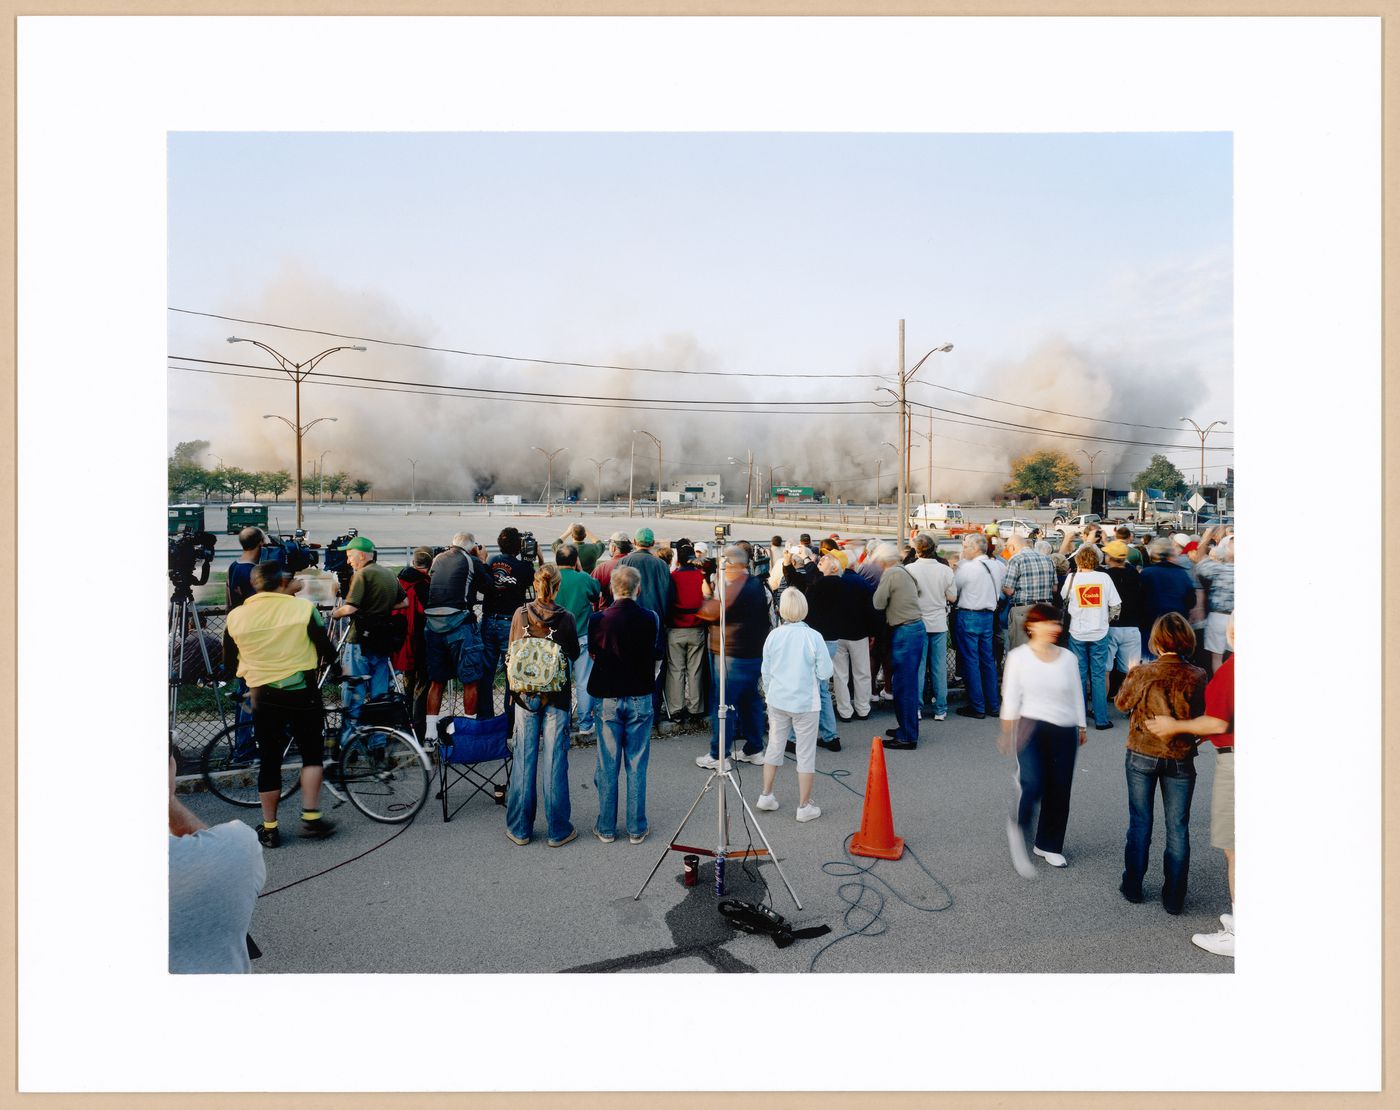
[1203,655,1235,749]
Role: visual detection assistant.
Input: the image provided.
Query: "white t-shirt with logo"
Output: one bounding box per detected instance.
[1060,569,1121,643]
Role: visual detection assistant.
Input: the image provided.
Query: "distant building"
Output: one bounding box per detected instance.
[669,472,723,505]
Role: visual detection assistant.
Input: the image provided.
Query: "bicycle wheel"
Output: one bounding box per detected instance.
[338,726,430,823]
[200,723,302,808]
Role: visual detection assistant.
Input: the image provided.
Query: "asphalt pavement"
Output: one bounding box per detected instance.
[180,693,1233,976]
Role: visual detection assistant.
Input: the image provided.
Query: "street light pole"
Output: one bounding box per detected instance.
[768,464,788,515]
[586,457,614,507]
[318,448,333,506]
[882,322,954,541]
[628,440,635,518]
[408,457,418,509]
[1180,417,1228,493]
[533,446,567,508]
[1080,450,1103,513]
[263,413,338,526]
[633,429,662,516]
[231,337,364,529]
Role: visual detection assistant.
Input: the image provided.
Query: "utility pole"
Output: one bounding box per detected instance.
[927,409,933,506]
[897,319,907,540]
[628,440,635,518]
[746,451,754,518]
[634,429,662,516]
[1080,450,1103,512]
[408,457,417,509]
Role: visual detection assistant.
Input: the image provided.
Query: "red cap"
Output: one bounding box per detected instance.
[1183,540,1200,554]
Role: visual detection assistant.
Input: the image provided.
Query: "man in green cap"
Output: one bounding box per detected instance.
[620,527,672,723]
[331,536,407,745]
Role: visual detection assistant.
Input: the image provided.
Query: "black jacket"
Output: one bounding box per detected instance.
[587,599,661,698]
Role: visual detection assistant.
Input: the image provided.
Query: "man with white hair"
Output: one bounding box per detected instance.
[872,542,925,749]
[423,532,491,742]
[1194,534,1235,674]
[694,545,771,769]
[952,532,1005,719]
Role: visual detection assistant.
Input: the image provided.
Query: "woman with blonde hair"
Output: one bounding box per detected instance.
[504,563,582,847]
[757,587,834,822]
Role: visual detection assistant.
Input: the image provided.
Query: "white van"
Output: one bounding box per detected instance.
[909,502,965,532]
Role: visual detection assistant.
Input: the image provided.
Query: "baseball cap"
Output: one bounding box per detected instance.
[345,536,375,552]
[609,531,630,544]
[634,527,655,546]
[1103,540,1130,559]
[693,541,708,557]
[1171,533,1190,548]
[1182,540,1200,554]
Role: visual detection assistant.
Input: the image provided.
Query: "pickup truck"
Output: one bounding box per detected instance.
[1050,513,1102,539]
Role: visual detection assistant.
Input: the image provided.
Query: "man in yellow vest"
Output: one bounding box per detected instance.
[225,563,340,848]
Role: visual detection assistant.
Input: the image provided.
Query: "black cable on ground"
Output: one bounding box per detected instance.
[257,766,434,898]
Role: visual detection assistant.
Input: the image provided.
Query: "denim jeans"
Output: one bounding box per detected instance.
[506,701,572,843]
[889,621,924,742]
[1122,749,1197,912]
[478,613,514,720]
[595,695,654,839]
[1069,635,1112,727]
[918,629,949,716]
[572,637,597,735]
[709,654,766,759]
[954,610,999,714]
[340,643,395,746]
[818,641,839,741]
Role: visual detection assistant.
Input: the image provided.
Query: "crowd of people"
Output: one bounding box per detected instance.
[185,516,1236,972]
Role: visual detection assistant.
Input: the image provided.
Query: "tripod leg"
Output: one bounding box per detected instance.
[186,599,228,729]
[634,771,718,900]
[721,771,804,911]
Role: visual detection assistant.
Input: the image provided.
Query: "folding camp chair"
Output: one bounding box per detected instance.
[436,714,512,822]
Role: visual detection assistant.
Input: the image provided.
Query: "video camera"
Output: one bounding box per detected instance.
[168,526,217,596]
[321,529,358,596]
[520,531,539,561]
[260,530,320,575]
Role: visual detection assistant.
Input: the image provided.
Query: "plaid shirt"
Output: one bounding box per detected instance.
[1003,550,1058,606]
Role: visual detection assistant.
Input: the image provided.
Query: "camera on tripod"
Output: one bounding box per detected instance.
[167,526,217,594]
[714,524,730,540]
[321,528,359,596]
[520,531,539,561]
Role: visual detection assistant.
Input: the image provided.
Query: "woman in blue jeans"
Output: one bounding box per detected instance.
[1112,612,1209,913]
[503,565,581,848]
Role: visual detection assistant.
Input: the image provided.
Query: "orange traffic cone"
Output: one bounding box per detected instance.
[849,737,905,860]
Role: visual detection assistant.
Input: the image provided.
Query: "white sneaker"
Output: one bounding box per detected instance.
[877,691,894,702]
[1006,819,1037,879]
[933,712,947,722]
[1220,912,1235,932]
[695,754,731,770]
[731,748,765,765]
[1033,847,1068,868]
[796,803,821,822]
[756,793,779,811]
[1191,928,1236,958]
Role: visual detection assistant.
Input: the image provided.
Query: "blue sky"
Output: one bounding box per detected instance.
[168,131,1233,498]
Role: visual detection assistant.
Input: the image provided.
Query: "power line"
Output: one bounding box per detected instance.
[912,380,1232,435]
[168,308,887,380]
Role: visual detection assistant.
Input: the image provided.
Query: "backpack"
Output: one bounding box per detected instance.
[506,610,568,695]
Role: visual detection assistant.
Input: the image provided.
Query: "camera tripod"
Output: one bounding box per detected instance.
[168,579,229,741]
[635,549,802,910]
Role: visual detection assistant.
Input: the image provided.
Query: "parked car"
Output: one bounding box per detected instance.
[991,518,1038,539]
[1048,498,1075,512]
[1050,513,1102,539]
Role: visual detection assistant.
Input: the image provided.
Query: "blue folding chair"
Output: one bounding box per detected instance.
[437,715,512,822]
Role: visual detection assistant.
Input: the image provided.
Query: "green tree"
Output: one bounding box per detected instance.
[263,469,291,501]
[324,471,349,502]
[1131,454,1188,497]
[170,439,211,467]
[167,460,207,501]
[1006,449,1081,502]
[351,478,373,501]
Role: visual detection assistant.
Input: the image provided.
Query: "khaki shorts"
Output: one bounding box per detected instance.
[1210,749,1234,851]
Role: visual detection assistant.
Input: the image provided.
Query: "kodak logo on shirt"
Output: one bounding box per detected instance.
[1075,583,1103,609]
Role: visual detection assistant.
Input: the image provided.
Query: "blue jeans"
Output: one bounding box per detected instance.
[340,643,394,746]
[918,629,949,716]
[889,621,924,742]
[1069,635,1112,727]
[573,637,597,735]
[818,641,839,741]
[1122,749,1197,912]
[954,610,999,714]
[506,701,572,843]
[709,654,766,759]
[595,695,654,839]
[478,613,514,719]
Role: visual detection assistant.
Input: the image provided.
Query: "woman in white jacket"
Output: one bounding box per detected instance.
[999,603,1088,877]
[757,587,834,822]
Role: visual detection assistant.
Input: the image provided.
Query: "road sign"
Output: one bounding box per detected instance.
[1187,492,1207,512]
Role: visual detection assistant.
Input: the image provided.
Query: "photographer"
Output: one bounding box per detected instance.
[424,532,491,742]
[330,536,407,745]
[553,522,605,574]
[226,527,265,610]
[480,527,540,722]
[224,563,341,846]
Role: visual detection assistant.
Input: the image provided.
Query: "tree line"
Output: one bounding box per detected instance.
[1003,449,1190,502]
[167,440,373,503]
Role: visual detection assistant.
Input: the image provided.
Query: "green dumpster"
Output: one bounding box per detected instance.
[168,504,205,535]
[226,502,269,534]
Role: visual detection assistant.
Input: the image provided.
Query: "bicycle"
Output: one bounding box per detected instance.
[200,676,432,824]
